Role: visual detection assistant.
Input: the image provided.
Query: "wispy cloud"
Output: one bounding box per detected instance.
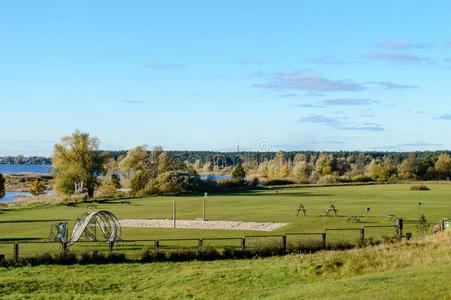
[296,98,377,108]
[365,52,426,63]
[367,81,419,90]
[437,114,451,120]
[238,58,267,65]
[310,55,349,65]
[295,103,324,108]
[375,40,432,50]
[299,115,384,131]
[321,98,379,106]
[279,93,298,98]
[376,141,444,151]
[122,100,143,104]
[255,71,365,92]
[146,63,186,70]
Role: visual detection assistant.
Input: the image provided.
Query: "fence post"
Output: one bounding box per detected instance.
[198,239,203,254]
[396,218,403,239]
[322,233,327,248]
[154,240,160,253]
[14,243,19,261]
[109,241,114,255]
[203,193,207,221]
[61,242,68,253]
[173,200,176,229]
[241,237,246,253]
[282,235,287,254]
[360,228,365,241]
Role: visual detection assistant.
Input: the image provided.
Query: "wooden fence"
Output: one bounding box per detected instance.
[0,224,402,261]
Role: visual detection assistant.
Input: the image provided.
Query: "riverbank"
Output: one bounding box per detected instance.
[4,173,53,192]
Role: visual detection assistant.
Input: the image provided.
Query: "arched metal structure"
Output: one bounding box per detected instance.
[68,211,121,247]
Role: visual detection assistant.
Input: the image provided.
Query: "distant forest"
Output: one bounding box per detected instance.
[4,150,451,186]
[2,151,451,167]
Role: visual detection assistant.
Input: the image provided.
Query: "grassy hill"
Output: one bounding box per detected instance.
[0,231,450,299]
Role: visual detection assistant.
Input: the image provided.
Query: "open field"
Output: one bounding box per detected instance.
[1,231,450,299]
[1,183,450,259]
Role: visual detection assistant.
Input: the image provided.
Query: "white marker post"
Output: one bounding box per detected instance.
[203,193,208,221]
[173,200,176,228]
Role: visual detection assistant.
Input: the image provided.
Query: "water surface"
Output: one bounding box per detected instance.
[0,164,52,174]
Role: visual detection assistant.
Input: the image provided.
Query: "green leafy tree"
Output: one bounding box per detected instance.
[53,130,107,198]
[0,173,5,199]
[232,163,246,182]
[30,179,46,196]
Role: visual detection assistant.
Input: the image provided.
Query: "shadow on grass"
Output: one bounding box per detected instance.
[211,190,331,198]
[0,219,69,224]
[0,237,42,242]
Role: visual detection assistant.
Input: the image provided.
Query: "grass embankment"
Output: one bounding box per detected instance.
[0,232,450,299]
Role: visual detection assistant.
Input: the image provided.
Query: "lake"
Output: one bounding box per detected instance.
[0,190,52,203]
[0,164,52,174]
[199,174,231,180]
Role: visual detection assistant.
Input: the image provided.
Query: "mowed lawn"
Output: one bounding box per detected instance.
[0,183,450,257]
[1,231,450,299]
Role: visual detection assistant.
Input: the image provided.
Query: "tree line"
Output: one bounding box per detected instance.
[11,130,451,200]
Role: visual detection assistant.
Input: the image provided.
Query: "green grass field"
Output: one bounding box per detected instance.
[1,183,451,299]
[1,231,450,299]
[0,183,450,257]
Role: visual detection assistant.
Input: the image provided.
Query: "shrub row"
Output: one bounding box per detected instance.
[1,240,356,267]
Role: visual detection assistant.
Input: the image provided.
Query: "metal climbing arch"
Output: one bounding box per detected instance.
[67,211,121,247]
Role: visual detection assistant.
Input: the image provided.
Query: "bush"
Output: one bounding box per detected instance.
[351,174,374,182]
[80,250,108,264]
[30,179,47,196]
[410,185,430,191]
[317,174,338,185]
[150,171,202,195]
[165,249,198,262]
[338,175,352,183]
[249,177,261,188]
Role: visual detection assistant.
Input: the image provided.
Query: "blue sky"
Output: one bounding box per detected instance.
[1,1,451,156]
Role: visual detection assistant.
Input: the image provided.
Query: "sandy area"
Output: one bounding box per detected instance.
[119,219,286,231]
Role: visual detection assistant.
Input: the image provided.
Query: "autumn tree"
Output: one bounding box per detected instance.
[367,160,390,182]
[292,160,313,182]
[119,145,151,193]
[316,153,333,176]
[53,131,108,198]
[398,154,418,179]
[435,154,451,179]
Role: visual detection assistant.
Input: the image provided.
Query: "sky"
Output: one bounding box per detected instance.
[1,1,451,156]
